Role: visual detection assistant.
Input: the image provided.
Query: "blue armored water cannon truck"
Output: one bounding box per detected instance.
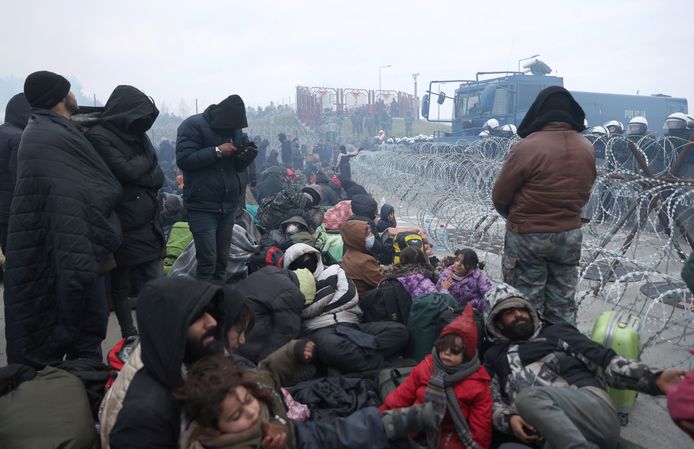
[421,59,688,143]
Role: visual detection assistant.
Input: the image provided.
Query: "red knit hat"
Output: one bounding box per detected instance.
[439,303,478,360]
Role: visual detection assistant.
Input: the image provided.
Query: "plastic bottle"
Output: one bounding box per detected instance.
[434,224,448,252]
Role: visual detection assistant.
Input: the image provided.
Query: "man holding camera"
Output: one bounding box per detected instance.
[176,95,257,281]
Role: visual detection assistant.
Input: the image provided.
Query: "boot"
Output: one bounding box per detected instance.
[381,402,437,440]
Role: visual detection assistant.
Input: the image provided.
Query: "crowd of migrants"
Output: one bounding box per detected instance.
[0,72,692,449]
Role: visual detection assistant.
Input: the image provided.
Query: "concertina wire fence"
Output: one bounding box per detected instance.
[353,134,694,354]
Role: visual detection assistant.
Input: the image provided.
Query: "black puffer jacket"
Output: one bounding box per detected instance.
[4,109,122,367]
[175,100,253,214]
[110,277,224,449]
[86,85,165,267]
[0,93,31,226]
[234,266,306,364]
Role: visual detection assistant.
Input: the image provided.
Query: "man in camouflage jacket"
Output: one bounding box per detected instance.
[483,284,684,449]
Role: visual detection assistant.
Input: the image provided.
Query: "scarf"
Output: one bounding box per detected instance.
[424,349,482,449]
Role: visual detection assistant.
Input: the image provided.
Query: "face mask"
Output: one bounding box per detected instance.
[285,224,301,235]
[365,235,376,250]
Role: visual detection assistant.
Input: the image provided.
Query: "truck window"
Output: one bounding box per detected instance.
[517,84,542,111]
[455,90,481,118]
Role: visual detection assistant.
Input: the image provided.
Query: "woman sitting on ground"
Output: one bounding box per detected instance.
[436,248,492,312]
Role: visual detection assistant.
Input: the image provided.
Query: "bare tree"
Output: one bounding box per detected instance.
[177,99,190,118]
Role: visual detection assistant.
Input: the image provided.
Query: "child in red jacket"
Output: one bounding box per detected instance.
[380,303,492,449]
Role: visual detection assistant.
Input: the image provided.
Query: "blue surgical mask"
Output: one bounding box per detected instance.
[365,235,375,249]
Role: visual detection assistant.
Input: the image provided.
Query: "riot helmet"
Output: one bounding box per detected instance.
[604,120,624,135]
[483,118,500,131]
[664,112,693,138]
[664,112,688,131]
[499,124,517,138]
[589,125,609,136]
[627,116,648,136]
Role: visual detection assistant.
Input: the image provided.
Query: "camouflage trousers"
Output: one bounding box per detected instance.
[502,228,582,325]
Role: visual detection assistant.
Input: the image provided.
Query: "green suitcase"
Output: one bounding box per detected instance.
[591,310,641,425]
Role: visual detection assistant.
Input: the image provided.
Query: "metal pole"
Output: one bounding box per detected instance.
[437,83,440,121]
[379,68,382,101]
[195,98,198,114]
[378,65,392,102]
[412,73,419,120]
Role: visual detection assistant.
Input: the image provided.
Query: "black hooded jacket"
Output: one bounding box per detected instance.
[110,277,223,449]
[377,203,396,232]
[0,93,31,226]
[280,135,293,167]
[234,266,305,364]
[517,86,586,138]
[86,85,165,266]
[175,97,253,214]
[4,109,122,367]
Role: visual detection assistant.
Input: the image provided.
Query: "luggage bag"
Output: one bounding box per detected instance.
[591,310,641,425]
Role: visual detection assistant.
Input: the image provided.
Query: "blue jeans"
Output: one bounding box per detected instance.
[187,210,237,281]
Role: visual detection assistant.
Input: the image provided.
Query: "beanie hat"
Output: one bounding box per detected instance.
[439,303,478,360]
[484,283,541,341]
[23,71,71,109]
[293,268,316,305]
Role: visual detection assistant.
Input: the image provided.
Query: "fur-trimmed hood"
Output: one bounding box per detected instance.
[484,283,541,341]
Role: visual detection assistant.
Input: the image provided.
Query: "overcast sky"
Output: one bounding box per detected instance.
[2,0,691,119]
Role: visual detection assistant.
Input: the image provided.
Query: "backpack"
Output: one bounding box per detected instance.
[393,232,425,264]
[248,243,285,274]
[378,364,417,402]
[314,230,344,265]
[323,200,353,231]
[360,278,413,324]
[257,187,311,232]
[406,292,459,361]
[105,336,139,392]
[55,358,111,420]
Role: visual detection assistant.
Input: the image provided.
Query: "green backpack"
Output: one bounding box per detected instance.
[406,292,459,361]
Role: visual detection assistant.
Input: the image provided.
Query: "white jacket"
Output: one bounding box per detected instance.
[284,243,362,331]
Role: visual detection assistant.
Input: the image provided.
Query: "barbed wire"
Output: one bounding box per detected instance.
[353,135,694,352]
